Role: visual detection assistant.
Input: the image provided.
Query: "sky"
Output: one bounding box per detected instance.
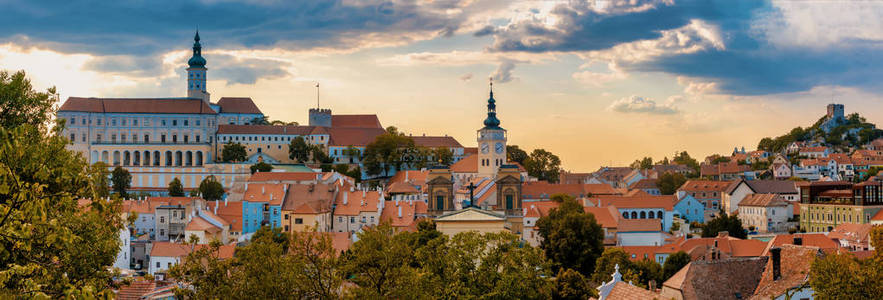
[3,0,883,172]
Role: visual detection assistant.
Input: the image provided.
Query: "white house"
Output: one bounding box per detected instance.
[616,219,666,246]
[148,242,235,278]
[737,194,793,233]
[113,227,131,270]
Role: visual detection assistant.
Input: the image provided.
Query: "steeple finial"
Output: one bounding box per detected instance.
[482,79,501,129]
[195,29,200,42]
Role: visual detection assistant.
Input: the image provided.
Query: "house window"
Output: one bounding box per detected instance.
[70,133,75,141]
[173,120,177,126]
[160,216,165,223]
[295,218,303,224]
[350,217,355,223]
[284,214,289,220]
[156,262,160,268]
[184,120,189,126]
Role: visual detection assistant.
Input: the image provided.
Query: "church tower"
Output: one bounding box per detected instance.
[477,81,507,178]
[187,31,210,103]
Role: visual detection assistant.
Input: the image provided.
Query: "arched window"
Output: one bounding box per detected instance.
[623,212,629,219]
[648,211,655,219]
[630,211,637,219]
[640,211,646,219]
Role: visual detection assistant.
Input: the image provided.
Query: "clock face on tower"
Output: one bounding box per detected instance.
[495,142,504,154]
[481,143,489,154]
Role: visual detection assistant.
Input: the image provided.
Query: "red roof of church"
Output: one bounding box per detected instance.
[327,127,386,146]
[60,97,217,114]
[217,97,262,114]
[331,114,382,128]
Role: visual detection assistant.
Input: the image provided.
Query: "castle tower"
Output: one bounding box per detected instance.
[187,31,210,103]
[309,108,332,127]
[477,81,507,178]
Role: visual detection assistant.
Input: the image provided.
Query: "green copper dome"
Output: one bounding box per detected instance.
[188,31,206,68]
[483,86,502,129]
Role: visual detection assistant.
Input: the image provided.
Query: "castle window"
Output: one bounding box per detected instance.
[161,134,166,143]
[162,120,166,126]
[196,136,200,143]
[133,119,138,126]
[82,135,86,142]
[96,134,101,142]
[70,118,75,125]
[83,118,87,124]
[196,120,200,126]
[172,120,177,126]
[97,119,102,125]
[144,135,149,143]
[112,119,116,126]
[184,120,189,126]
[70,133,75,141]
[183,135,188,143]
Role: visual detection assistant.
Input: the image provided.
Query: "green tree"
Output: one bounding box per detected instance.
[250,161,273,174]
[198,175,225,201]
[222,142,247,162]
[590,248,636,285]
[631,258,663,288]
[672,151,700,174]
[111,166,132,198]
[552,268,596,299]
[309,144,331,163]
[656,172,687,195]
[701,212,748,239]
[630,157,653,169]
[288,137,311,163]
[362,127,415,177]
[88,162,111,199]
[536,194,604,276]
[662,251,691,280]
[433,147,454,166]
[342,222,419,298]
[809,252,883,299]
[168,177,185,197]
[525,148,562,183]
[0,70,123,297]
[250,116,269,125]
[507,145,529,165]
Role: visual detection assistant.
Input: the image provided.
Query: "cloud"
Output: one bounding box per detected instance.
[490,59,516,83]
[0,0,500,56]
[377,50,554,66]
[572,63,628,86]
[608,95,678,115]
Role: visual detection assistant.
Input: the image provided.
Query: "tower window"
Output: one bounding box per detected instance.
[184,120,188,126]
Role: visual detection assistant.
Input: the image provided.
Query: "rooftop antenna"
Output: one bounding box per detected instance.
[315,82,320,109]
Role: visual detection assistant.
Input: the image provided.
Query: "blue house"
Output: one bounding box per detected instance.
[674,193,705,224]
[241,183,287,233]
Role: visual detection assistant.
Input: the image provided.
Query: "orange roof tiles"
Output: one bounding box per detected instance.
[451,154,478,173]
[217,97,262,114]
[618,219,662,232]
[411,135,463,148]
[150,242,235,259]
[387,181,419,194]
[249,171,320,182]
[752,245,821,299]
[185,216,222,234]
[521,181,618,199]
[327,127,386,146]
[59,97,217,114]
[739,194,788,207]
[620,244,681,261]
[333,189,382,216]
[606,282,659,300]
[331,114,382,128]
[594,195,677,211]
[764,234,839,254]
[243,183,287,206]
[523,201,619,228]
[116,281,157,300]
[678,180,734,192]
[280,183,335,213]
[209,201,243,232]
[827,223,873,245]
[380,200,420,229]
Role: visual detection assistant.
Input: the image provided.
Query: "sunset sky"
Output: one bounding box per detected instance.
[3,0,883,172]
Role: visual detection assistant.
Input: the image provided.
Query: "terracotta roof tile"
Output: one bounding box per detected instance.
[280,183,335,213]
[380,200,420,229]
[451,154,478,173]
[327,127,386,146]
[594,195,677,211]
[618,218,662,232]
[209,201,243,232]
[150,241,235,259]
[410,135,463,148]
[521,181,619,199]
[331,114,382,128]
[678,180,734,192]
[607,282,660,300]
[739,194,788,207]
[827,223,873,245]
[752,245,821,299]
[662,257,768,300]
[217,97,262,114]
[59,97,217,114]
[116,281,157,300]
[333,189,383,216]
[243,183,287,206]
[763,234,839,254]
[185,216,222,234]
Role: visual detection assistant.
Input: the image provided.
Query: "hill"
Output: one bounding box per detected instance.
[757,113,883,153]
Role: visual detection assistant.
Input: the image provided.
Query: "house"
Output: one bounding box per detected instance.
[147,242,235,277]
[385,170,428,202]
[673,193,705,224]
[434,207,508,236]
[520,181,619,202]
[700,161,753,181]
[653,164,694,177]
[621,232,767,264]
[593,195,677,232]
[799,146,829,159]
[630,179,661,195]
[379,198,428,232]
[241,183,287,233]
[332,187,384,233]
[737,194,793,233]
[771,163,792,180]
[522,201,619,246]
[751,245,822,300]
[155,204,188,242]
[617,219,666,246]
[183,215,228,244]
[210,201,244,241]
[660,256,768,300]
[765,234,840,253]
[592,167,636,188]
[827,223,875,251]
[115,281,158,300]
[723,180,798,214]
[678,180,734,214]
[280,183,336,233]
[596,264,660,300]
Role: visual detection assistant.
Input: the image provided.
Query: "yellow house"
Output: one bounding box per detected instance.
[281,183,336,233]
[434,207,508,236]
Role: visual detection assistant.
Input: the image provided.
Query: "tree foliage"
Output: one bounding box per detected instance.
[250,162,273,174]
[525,148,562,183]
[662,251,691,280]
[198,175,224,201]
[630,157,653,170]
[656,172,687,195]
[536,194,604,276]
[672,151,700,175]
[362,127,415,177]
[288,136,310,163]
[506,145,529,165]
[0,70,123,297]
[222,142,247,163]
[701,212,747,239]
[168,177,184,197]
[552,268,596,299]
[111,166,131,198]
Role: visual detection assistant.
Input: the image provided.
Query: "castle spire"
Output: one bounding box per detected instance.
[188,30,206,68]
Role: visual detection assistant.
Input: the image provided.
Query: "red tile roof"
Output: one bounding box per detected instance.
[607,282,659,300]
[248,172,320,182]
[116,281,157,300]
[739,194,788,207]
[752,245,821,299]
[827,223,873,246]
[209,201,243,232]
[662,257,768,300]
[523,201,619,228]
[380,200,420,229]
[451,154,478,173]
[150,242,235,259]
[327,127,386,146]
[59,97,217,114]
[521,181,619,199]
[410,135,463,148]
[333,189,382,216]
[217,97,262,114]
[243,183,287,206]
[280,183,335,213]
[678,180,734,192]
[185,216,222,234]
[763,234,839,254]
[618,218,662,232]
[331,114,382,128]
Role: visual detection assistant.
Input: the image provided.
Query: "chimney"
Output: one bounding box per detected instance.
[771,247,782,281]
[398,206,402,218]
[343,192,348,205]
[793,236,802,245]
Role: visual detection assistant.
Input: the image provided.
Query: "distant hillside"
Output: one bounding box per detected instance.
[757,113,883,153]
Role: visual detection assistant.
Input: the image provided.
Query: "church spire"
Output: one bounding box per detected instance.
[483,78,501,129]
[188,30,206,68]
